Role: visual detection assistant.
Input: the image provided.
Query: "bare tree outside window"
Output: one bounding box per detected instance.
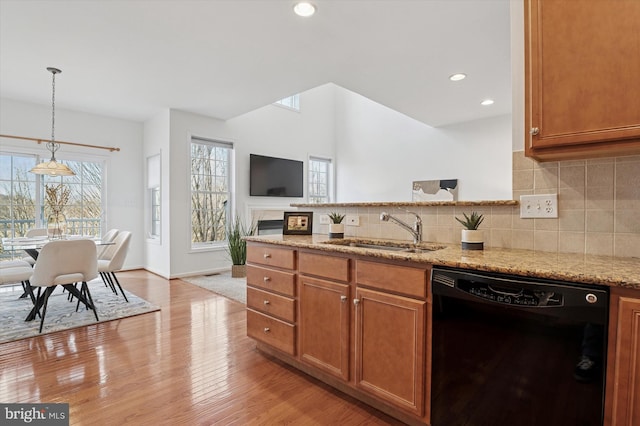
[0,154,37,239]
[0,154,103,260]
[191,138,232,246]
[46,160,103,237]
[309,156,332,203]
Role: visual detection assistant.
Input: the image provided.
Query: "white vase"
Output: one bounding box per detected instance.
[461,229,484,250]
[329,223,344,239]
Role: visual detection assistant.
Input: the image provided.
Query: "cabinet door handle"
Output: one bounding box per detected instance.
[263,300,270,305]
[340,295,347,303]
[530,127,540,136]
[263,253,271,259]
[263,327,270,333]
[353,299,360,306]
[263,276,271,282]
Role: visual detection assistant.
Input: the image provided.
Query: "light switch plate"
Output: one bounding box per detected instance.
[319,214,330,224]
[520,194,558,218]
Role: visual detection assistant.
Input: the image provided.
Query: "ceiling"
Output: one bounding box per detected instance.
[0,0,512,127]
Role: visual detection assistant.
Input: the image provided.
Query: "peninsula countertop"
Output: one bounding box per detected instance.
[245,234,640,290]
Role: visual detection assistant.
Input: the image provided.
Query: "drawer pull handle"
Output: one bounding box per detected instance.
[340,295,347,303]
[263,327,270,333]
[263,300,270,305]
[263,276,271,282]
[263,253,271,259]
[353,299,360,306]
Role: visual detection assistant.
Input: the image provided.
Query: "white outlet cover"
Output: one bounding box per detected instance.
[520,194,558,219]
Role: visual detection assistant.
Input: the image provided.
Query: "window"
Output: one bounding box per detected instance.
[190,137,233,248]
[0,153,104,260]
[150,188,160,238]
[147,154,161,239]
[45,159,104,237]
[308,156,332,204]
[0,153,37,240]
[274,94,300,111]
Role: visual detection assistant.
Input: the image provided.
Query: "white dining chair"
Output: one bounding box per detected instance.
[20,228,49,266]
[97,228,119,259]
[0,263,36,304]
[29,239,99,333]
[0,259,33,268]
[98,231,131,302]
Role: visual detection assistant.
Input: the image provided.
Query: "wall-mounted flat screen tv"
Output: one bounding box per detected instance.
[250,154,304,197]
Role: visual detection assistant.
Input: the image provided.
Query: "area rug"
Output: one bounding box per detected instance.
[180,271,246,304]
[0,279,160,344]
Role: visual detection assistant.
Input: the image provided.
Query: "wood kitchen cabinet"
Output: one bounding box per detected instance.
[354,288,426,416]
[355,260,429,417]
[605,288,640,426]
[524,0,640,161]
[298,252,351,380]
[247,242,432,425]
[246,244,297,355]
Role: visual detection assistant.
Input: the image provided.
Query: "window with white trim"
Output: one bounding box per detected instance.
[274,94,300,111]
[0,153,38,240]
[0,152,104,259]
[45,159,104,237]
[147,154,161,239]
[190,137,233,248]
[308,156,332,204]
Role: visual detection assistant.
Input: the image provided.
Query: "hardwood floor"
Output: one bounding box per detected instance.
[0,270,400,425]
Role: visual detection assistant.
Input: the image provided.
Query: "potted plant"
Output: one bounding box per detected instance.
[328,212,345,239]
[455,211,485,250]
[226,216,257,278]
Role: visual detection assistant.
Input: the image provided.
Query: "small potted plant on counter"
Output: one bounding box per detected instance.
[328,212,345,239]
[455,211,485,250]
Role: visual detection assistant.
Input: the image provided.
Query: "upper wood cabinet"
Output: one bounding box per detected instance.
[525,0,640,161]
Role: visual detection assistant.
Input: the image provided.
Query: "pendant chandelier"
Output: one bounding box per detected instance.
[29,67,75,176]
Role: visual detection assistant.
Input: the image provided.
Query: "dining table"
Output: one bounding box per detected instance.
[1,235,114,259]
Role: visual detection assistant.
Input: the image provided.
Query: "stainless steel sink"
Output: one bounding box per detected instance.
[322,238,444,253]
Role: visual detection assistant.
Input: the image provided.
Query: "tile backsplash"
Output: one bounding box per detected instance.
[311,151,640,258]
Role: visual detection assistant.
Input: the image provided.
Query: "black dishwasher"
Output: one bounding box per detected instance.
[431,267,609,426]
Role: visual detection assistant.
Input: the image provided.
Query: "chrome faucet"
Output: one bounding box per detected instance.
[380,211,422,244]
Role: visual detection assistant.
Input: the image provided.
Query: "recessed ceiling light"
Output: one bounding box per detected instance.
[481,99,495,106]
[294,2,316,17]
[449,73,466,81]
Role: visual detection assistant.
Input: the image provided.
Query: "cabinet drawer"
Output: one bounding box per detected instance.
[247,245,296,270]
[247,265,296,297]
[247,286,295,323]
[247,309,295,355]
[299,252,350,282]
[356,260,428,299]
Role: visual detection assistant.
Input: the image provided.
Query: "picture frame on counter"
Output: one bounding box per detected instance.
[283,211,313,235]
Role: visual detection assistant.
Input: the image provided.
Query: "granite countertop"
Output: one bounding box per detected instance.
[245,234,640,290]
[290,200,519,208]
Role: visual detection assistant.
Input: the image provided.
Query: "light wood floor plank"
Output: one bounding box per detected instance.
[0,270,400,425]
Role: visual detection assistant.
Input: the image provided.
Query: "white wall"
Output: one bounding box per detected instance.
[334,88,513,202]
[0,98,144,269]
[1,81,513,278]
[510,0,525,152]
[163,84,337,278]
[142,109,171,277]
[228,83,337,214]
